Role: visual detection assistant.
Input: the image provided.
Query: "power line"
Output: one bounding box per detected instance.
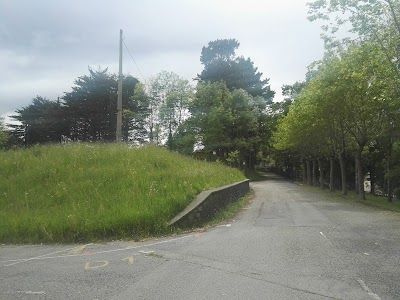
[122,35,148,85]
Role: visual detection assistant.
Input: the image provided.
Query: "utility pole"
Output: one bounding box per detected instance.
[116,29,123,142]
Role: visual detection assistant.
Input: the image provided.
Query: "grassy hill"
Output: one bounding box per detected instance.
[0,144,245,243]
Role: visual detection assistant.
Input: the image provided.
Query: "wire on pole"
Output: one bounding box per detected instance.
[122,36,148,85]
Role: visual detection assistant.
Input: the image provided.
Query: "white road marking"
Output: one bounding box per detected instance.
[218,224,232,228]
[364,253,370,256]
[357,279,382,300]
[319,232,328,240]
[15,291,45,295]
[3,246,84,267]
[319,231,334,245]
[2,234,194,265]
[139,251,155,255]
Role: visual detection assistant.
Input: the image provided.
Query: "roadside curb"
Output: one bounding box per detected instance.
[168,179,250,228]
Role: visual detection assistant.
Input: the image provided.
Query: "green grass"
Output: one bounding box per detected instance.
[0,144,245,244]
[298,183,400,213]
[205,190,254,227]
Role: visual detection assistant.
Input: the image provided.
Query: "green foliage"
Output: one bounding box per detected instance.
[282,81,306,103]
[307,0,400,77]
[127,83,151,144]
[10,96,68,146]
[145,71,193,146]
[10,67,142,145]
[302,184,400,213]
[0,118,8,148]
[185,82,264,168]
[273,35,400,198]
[197,38,275,99]
[226,150,240,167]
[200,38,240,66]
[62,67,139,141]
[0,144,245,243]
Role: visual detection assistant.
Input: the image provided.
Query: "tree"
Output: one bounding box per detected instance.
[338,43,391,199]
[0,117,8,148]
[146,71,193,146]
[307,0,400,77]
[10,96,68,145]
[282,81,306,103]
[187,82,264,169]
[197,39,275,100]
[273,40,397,199]
[189,82,233,157]
[125,83,150,144]
[63,67,139,142]
[272,81,307,118]
[305,0,400,200]
[273,86,331,186]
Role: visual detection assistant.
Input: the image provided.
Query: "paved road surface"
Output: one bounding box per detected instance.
[2,174,400,299]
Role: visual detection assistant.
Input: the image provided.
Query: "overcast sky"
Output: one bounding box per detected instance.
[0,0,324,121]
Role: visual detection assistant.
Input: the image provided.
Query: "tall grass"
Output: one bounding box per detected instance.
[0,144,245,243]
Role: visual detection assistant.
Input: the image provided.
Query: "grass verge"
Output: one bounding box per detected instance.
[205,189,254,226]
[174,189,254,235]
[0,144,245,244]
[297,183,400,213]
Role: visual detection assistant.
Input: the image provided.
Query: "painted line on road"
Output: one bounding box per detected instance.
[1,291,46,296]
[0,247,77,264]
[319,232,328,239]
[2,234,194,266]
[18,291,45,295]
[357,279,381,300]
[11,291,45,295]
[319,231,334,245]
[1,244,93,265]
[2,245,90,267]
[139,250,155,255]
[217,224,232,228]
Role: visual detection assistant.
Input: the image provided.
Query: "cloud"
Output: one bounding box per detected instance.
[0,0,324,116]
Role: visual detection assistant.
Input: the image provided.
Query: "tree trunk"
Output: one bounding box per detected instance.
[339,152,347,196]
[387,172,392,202]
[370,166,375,195]
[249,152,255,170]
[302,159,307,183]
[356,149,365,200]
[149,123,154,143]
[329,156,334,192]
[318,158,325,189]
[312,159,318,186]
[355,158,359,195]
[306,159,312,186]
[387,143,393,202]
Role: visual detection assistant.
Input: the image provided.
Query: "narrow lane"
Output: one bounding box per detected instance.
[1,174,400,299]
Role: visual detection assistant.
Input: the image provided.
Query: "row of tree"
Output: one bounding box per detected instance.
[272,0,400,201]
[4,39,278,170]
[8,69,144,145]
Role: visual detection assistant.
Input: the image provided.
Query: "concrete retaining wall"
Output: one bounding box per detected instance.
[168,179,250,228]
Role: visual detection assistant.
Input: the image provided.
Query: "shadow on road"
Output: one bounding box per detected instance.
[249,171,288,182]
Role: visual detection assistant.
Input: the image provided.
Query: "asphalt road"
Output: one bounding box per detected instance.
[2,174,400,300]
